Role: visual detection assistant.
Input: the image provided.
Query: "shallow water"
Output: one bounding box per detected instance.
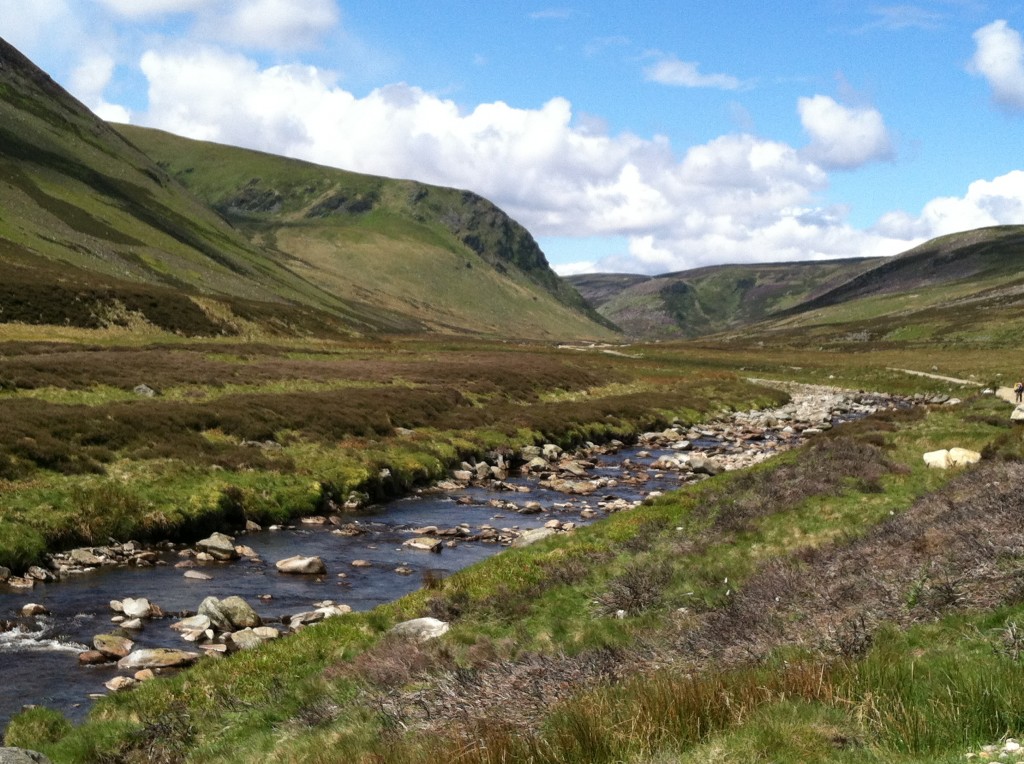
[0,445,696,727]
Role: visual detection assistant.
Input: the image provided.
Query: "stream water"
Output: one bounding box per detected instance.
[0,443,700,728]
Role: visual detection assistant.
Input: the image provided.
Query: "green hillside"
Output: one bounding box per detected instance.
[0,36,612,340]
[116,125,615,338]
[736,225,1024,348]
[569,258,877,339]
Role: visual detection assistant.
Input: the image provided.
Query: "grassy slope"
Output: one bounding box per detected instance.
[569,258,878,339]
[116,125,615,340]
[0,39,375,333]
[743,225,1024,348]
[0,36,611,340]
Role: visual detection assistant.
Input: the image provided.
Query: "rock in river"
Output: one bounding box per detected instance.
[93,633,134,659]
[275,555,326,575]
[118,648,201,670]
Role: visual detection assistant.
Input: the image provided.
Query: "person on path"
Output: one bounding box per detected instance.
[1015,380,1023,403]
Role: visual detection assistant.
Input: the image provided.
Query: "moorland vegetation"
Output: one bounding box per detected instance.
[4,32,1024,764]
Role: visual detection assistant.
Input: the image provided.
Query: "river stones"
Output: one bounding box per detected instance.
[118,648,201,670]
[195,532,238,561]
[402,537,443,553]
[275,555,326,575]
[389,617,449,642]
[78,650,109,666]
[198,595,260,631]
[20,603,49,617]
[70,548,105,566]
[229,629,264,650]
[119,597,154,619]
[184,570,213,580]
[511,527,559,548]
[171,614,212,634]
[287,604,352,630]
[94,634,134,659]
[104,676,136,693]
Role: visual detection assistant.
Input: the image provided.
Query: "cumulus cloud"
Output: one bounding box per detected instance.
[131,46,927,275]
[209,0,339,51]
[69,52,131,122]
[875,170,1024,239]
[644,55,741,89]
[969,20,1024,111]
[798,95,893,169]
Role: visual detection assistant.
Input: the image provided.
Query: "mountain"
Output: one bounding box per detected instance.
[569,258,878,339]
[0,37,613,340]
[572,225,1024,348]
[115,124,615,337]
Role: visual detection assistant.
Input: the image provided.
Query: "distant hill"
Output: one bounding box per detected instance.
[569,258,878,339]
[572,225,1024,348]
[0,37,613,340]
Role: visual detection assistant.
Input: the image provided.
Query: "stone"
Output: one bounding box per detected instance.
[118,648,201,670]
[229,628,264,650]
[275,555,326,575]
[948,447,982,467]
[104,676,136,692]
[20,603,49,617]
[923,449,951,469]
[78,650,110,665]
[94,633,134,659]
[0,566,9,583]
[196,532,238,561]
[389,617,449,642]
[245,519,263,532]
[0,748,54,764]
[452,470,473,482]
[1011,405,1024,422]
[511,527,558,547]
[171,614,213,633]
[120,597,153,619]
[121,618,144,630]
[394,566,415,575]
[184,570,213,581]
[219,595,262,629]
[70,548,104,566]
[402,537,443,553]
[252,626,280,640]
[134,669,156,682]
[351,559,372,568]
[133,384,157,397]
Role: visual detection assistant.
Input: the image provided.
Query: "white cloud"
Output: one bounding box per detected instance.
[134,47,926,275]
[210,0,339,51]
[644,55,741,90]
[875,170,1024,239]
[96,0,207,17]
[68,52,132,123]
[798,95,893,169]
[969,20,1024,111]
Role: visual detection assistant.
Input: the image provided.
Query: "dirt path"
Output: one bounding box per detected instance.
[887,367,983,386]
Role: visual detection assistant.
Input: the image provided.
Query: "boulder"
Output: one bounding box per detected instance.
[389,617,449,642]
[0,566,9,583]
[402,537,443,553]
[948,447,982,467]
[104,676,136,692]
[196,532,238,561]
[184,570,213,581]
[229,629,264,651]
[275,555,326,575]
[70,548,104,566]
[78,650,109,666]
[93,634,134,659]
[119,597,153,619]
[219,595,262,629]
[923,449,951,469]
[1012,405,1024,422]
[511,527,558,547]
[171,614,212,633]
[20,603,49,617]
[118,648,201,670]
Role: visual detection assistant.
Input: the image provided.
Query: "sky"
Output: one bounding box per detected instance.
[3,1,1024,276]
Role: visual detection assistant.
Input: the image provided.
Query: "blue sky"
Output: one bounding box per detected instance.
[4,1,1024,275]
